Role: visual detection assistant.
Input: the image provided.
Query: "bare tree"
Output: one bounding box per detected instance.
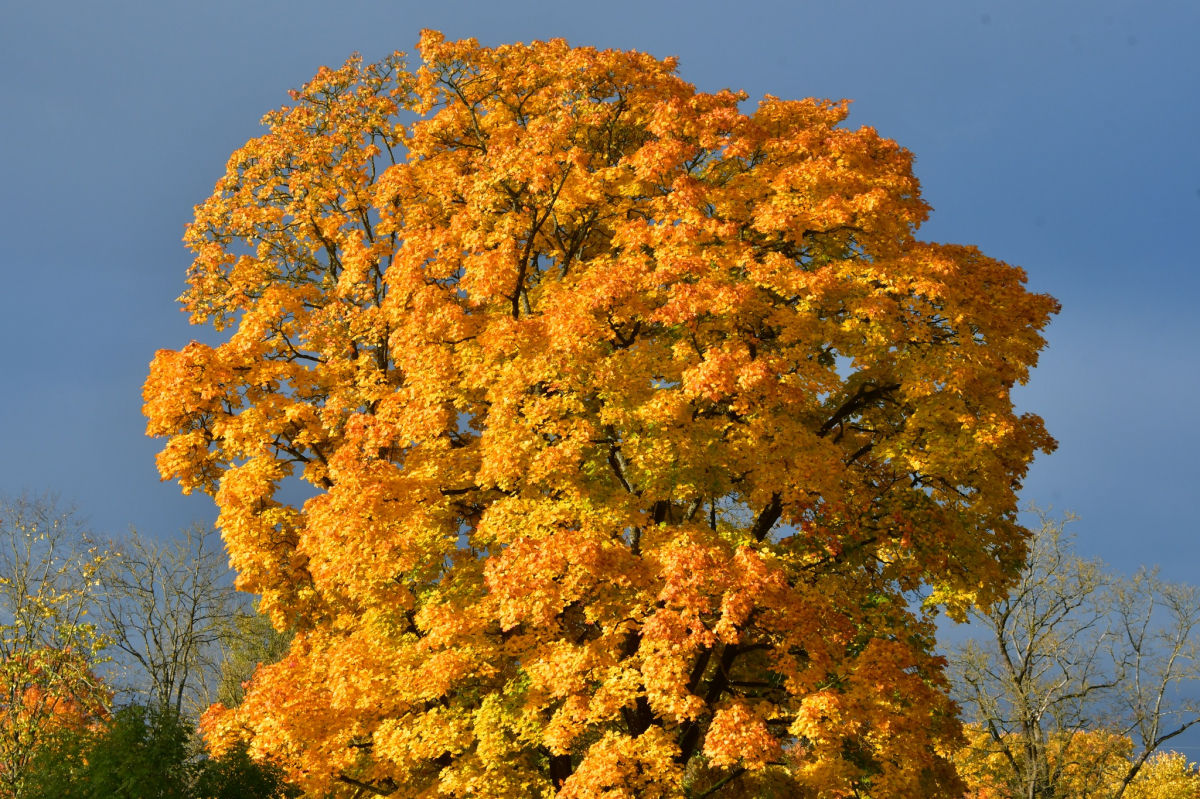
[0,493,110,799]
[950,510,1200,799]
[1106,569,1200,796]
[98,523,242,718]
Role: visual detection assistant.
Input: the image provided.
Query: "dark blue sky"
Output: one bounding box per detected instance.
[2,1,1197,581]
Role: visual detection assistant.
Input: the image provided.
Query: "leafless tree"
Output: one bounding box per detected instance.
[1105,568,1200,796]
[950,510,1200,799]
[98,523,242,718]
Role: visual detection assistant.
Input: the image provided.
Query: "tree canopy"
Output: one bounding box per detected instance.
[144,31,1059,798]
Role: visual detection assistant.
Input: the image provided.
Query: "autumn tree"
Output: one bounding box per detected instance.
[951,512,1200,799]
[0,495,110,798]
[145,32,1059,798]
[956,727,1200,799]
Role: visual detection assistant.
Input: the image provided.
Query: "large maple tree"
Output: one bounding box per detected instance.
[145,32,1058,798]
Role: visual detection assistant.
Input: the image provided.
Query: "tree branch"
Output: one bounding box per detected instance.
[749,494,782,542]
[337,775,395,796]
[694,767,748,798]
[817,383,900,438]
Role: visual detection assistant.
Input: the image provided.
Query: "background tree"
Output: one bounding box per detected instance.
[0,494,109,798]
[147,32,1059,797]
[23,702,296,799]
[214,611,291,710]
[951,511,1200,799]
[14,519,298,799]
[1122,751,1200,799]
[956,727,1200,799]
[98,524,239,718]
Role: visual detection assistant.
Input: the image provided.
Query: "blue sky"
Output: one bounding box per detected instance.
[1,0,1198,584]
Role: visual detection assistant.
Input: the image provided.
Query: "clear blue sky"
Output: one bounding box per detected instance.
[2,1,1197,581]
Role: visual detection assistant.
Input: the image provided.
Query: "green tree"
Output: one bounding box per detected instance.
[26,704,192,799]
[24,703,295,799]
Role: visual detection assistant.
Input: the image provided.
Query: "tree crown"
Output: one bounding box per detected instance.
[146,31,1059,798]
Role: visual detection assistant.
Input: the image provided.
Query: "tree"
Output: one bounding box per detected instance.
[35,703,194,799]
[97,524,239,717]
[950,512,1200,799]
[955,727,1200,799]
[193,735,299,799]
[23,702,296,799]
[1123,751,1200,799]
[213,610,292,711]
[146,32,1059,798]
[0,494,110,798]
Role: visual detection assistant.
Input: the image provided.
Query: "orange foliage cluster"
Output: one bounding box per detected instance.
[146,32,1058,797]
[0,651,108,788]
[1,652,108,721]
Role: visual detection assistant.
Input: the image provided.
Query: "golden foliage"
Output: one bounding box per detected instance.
[957,726,1200,799]
[148,32,1057,797]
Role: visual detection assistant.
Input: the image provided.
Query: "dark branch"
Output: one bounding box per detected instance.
[677,644,741,763]
[818,382,900,438]
[695,767,749,798]
[336,775,394,796]
[607,448,635,494]
[750,494,783,542]
[542,747,574,789]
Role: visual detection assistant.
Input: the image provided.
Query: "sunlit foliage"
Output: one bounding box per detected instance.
[146,32,1058,797]
[957,727,1200,799]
